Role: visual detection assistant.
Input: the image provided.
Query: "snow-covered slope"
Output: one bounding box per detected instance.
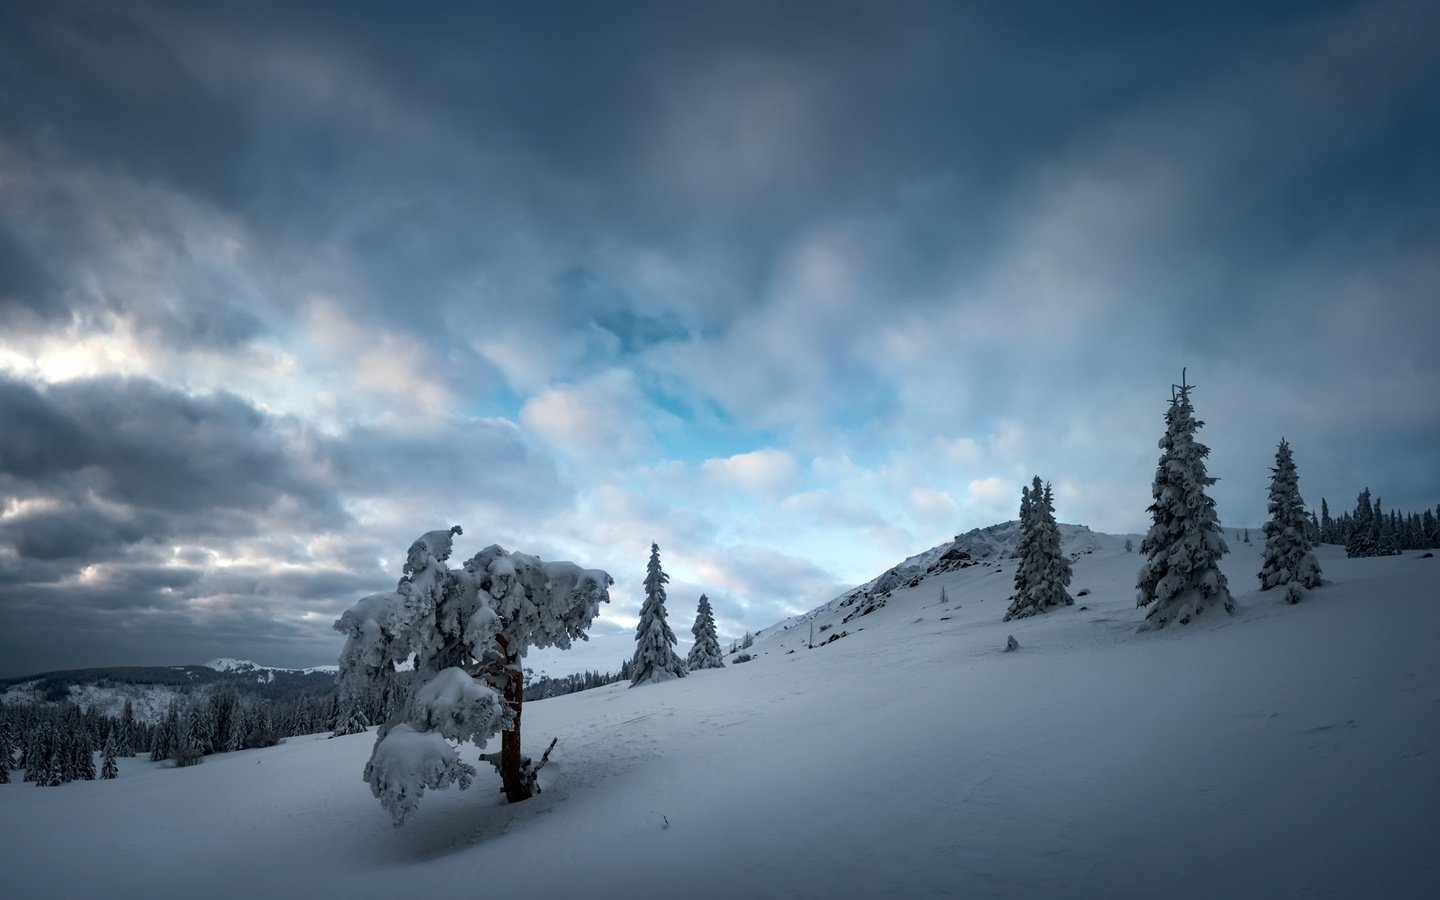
[769,520,1133,640]
[3,541,1437,898]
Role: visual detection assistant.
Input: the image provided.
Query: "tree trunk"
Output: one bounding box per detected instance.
[496,638,532,803]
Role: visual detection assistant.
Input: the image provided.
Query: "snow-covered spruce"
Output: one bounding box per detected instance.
[1007,482,1036,610]
[100,729,119,779]
[1258,438,1322,603]
[334,526,612,825]
[686,594,725,671]
[330,696,369,738]
[1135,372,1235,628]
[631,543,686,685]
[1005,478,1073,621]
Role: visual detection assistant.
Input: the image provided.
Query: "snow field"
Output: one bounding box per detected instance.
[3,541,1437,898]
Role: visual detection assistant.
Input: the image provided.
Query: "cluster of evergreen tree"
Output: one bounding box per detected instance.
[1,703,110,786]
[1004,476,1073,621]
[1316,491,1439,557]
[0,675,390,785]
[524,666,629,701]
[629,543,726,686]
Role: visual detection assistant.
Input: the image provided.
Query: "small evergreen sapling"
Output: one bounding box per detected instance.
[686,594,725,671]
[1258,438,1322,603]
[631,543,687,685]
[1135,371,1235,628]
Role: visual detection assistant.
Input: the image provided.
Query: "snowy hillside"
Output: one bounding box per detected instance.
[771,520,1130,639]
[3,540,1438,898]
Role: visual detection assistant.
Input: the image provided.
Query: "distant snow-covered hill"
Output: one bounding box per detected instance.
[204,658,340,680]
[1,659,338,724]
[762,521,1137,640]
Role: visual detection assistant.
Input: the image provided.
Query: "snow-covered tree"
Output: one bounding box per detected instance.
[631,543,686,685]
[1005,478,1072,621]
[1136,372,1235,628]
[335,526,612,825]
[331,696,369,738]
[686,594,725,671]
[1008,482,1036,608]
[1258,438,1322,603]
[101,729,119,779]
[1346,489,1379,557]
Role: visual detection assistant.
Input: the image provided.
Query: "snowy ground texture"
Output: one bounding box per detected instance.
[4,539,1438,899]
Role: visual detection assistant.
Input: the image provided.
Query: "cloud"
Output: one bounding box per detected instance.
[700,448,800,496]
[520,369,667,469]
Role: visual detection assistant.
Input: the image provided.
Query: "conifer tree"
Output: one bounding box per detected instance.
[0,719,14,776]
[631,543,686,685]
[331,696,370,737]
[101,729,119,779]
[1136,371,1234,628]
[1006,478,1072,621]
[1258,438,1322,603]
[119,699,137,756]
[334,526,612,822]
[1008,482,1036,609]
[71,722,96,781]
[1346,489,1378,557]
[686,594,725,671]
[1320,498,1333,544]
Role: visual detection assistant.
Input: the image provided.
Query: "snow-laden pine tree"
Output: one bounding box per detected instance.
[1007,482,1036,610]
[1345,489,1378,557]
[631,543,686,685]
[1258,438,1322,603]
[335,526,612,825]
[1005,478,1073,621]
[331,696,369,738]
[686,594,725,671]
[100,729,119,779]
[1136,372,1235,628]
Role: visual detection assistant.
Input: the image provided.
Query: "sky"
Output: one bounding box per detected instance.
[1,0,1437,679]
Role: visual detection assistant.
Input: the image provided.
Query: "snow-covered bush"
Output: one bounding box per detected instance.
[335,526,611,825]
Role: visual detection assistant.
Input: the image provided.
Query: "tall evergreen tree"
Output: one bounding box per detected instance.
[1258,438,1322,603]
[1346,489,1378,557]
[1008,482,1036,609]
[631,543,686,685]
[686,594,725,671]
[1319,498,1333,544]
[118,699,137,757]
[1006,478,1073,621]
[1136,372,1235,628]
[101,729,119,779]
[331,696,370,738]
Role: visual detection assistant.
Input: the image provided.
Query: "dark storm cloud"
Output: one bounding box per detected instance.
[0,375,340,518]
[0,228,60,323]
[0,373,576,676]
[4,0,1356,337]
[0,1,250,208]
